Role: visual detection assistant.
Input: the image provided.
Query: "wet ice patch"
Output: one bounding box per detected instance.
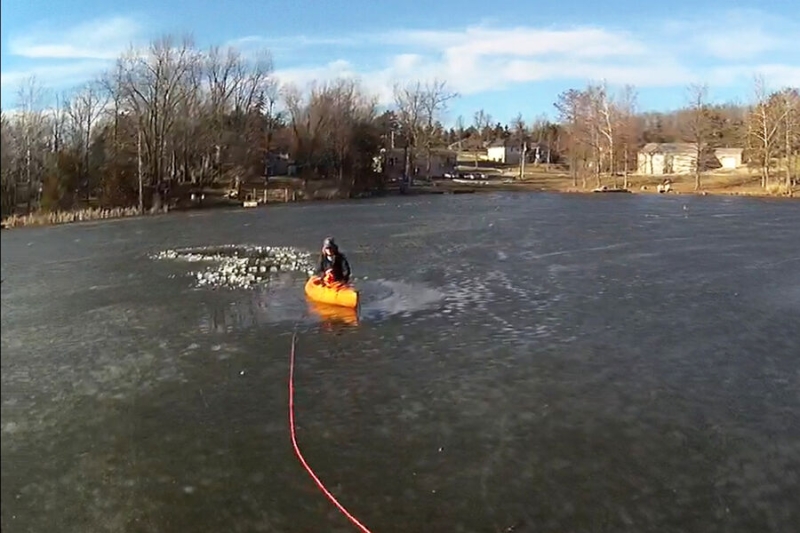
[443,277,494,314]
[358,279,445,319]
[151,245,314,289]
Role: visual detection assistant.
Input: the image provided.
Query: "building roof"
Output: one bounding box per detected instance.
[640,142,698,154]
[447,139,468,150]
[714,148,743,156]
[384,147,457,156]
[488,139,537,148]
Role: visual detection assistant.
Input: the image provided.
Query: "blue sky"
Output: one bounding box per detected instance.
[2,0,798,123]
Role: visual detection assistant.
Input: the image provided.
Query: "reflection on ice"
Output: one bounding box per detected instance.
[194,278,448,331]
[307,301,359,326]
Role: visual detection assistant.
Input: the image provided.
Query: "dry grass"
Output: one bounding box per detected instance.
[1,207,144,229]
[3,171,794,231]
[500,168,798,198]
[429,168,798,198]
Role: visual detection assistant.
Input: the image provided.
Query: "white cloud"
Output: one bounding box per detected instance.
[274,60,359,87]
[1,61,112,90]
[709,64,800,89]
[269,9,799,107]
[383,26,647,59]
[272,24,690,101]
[3,9,798,113]
[497,59,698,87]
[8,16,143,60]
[1,16,149,107]
[702,31,784,62]
[228,34,360,50]
[663,9,799,62]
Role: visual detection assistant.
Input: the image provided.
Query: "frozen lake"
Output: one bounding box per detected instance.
[2,192,799,532]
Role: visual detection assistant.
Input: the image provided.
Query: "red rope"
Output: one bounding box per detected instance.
[288,332,374,533]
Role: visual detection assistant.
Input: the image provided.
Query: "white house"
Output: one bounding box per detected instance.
[381,148,458,179]
[638,143,744,175]
[487,140,522,165]
[714,148,743,169]
[637,143,698,175]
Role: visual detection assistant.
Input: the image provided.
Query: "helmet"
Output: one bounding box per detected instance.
[322,237,336,250]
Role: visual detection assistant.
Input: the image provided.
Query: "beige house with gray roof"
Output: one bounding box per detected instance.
[714,148,744,170]
[637,143,743,175]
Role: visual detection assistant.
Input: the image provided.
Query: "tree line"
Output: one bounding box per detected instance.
[552,81,800,190]
[2,34,798,217]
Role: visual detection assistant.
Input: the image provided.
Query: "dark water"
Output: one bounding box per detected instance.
[2,193,799,533]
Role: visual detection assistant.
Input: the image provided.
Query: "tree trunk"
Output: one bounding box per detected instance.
[594,149,601,188]
[623,144,629,189]
[571,154,577,187]
[403,143,410,193]
[786,114,792,191]
[582,160,588,189]
[138,128,144,214]
[85,124,91,201]
[608,141,615,179]
[694,145,702,190]
[426,144,432,180]
[25,147,32,214]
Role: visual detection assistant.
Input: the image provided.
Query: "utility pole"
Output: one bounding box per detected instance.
[519,141,527,180]
[137,127,144,214]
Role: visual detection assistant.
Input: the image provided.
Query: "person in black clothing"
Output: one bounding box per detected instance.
[317,237,351,285]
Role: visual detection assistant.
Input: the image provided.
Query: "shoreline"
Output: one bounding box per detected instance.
[2,179,796,230]
[422,175,798,199]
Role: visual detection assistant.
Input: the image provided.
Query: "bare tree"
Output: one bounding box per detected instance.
[280,78,382,192]
[283,82,334,179]
[66,82,108,198]
[262,76,281,166]
[100,60,126,162]
[16,76,48,212]
[393,81,426,180]
[233,50,274,114]
[617,85,639,189]
[684,83,712,190]
[116,36,199,208]
[747,76,789,189]
[472,109,492,168]
[327,79,378,187]
[418,79,458,179]
[555,89,589,187]
[172,51,203,185]
[50,92,70,154]
[578,88,603,187]
[510,113,527,178]
[203,45,243,183]
[1,114,18,215]
[528,114,556,171]
[454,115,466,148]
[230,49,275,183]
[777,87,800,190]
[588,82,616,179]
